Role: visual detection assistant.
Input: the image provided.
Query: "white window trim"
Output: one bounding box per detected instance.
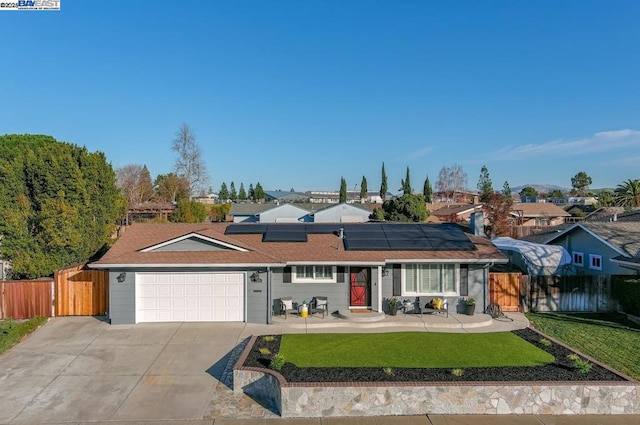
[572,251,584,267]
[589,254,603,271]
[292,265,337,283]
[401,264,459,297]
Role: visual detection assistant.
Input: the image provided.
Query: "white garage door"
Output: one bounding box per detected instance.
[136,272,245,323]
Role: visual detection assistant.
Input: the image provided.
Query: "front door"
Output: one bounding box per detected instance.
[350,267,370,307]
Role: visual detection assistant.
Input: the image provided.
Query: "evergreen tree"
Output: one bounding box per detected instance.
[248,183,255,200]
[400,166,412,195]
[423,176,433,203]
[172,199,208,223]
[360,176,368,200]
[477,165,493,203]
[229,181,237,201]
[381,194,428,222]
[219,182,229,201]
[571,171,593,196]
[502,181,512,199]
[380,162,388,202]
[238,183,247,200]
[254,182,265,202]
[340,177,347,203]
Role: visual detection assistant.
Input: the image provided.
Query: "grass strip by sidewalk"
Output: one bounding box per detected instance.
[0,317,48,354]
[526,312,640,380]
[280,331,554,368]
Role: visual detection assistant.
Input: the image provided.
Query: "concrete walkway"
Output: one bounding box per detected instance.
[1,313,636,424]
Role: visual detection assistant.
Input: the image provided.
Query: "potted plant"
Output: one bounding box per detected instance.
[387,297,400,316]
[300,300,309,318]
[465,297,476,316]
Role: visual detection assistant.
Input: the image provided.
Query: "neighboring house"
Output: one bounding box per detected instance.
[511,202,571,227]
[309,203,372,223]
[127,201,176,223]
[228,203,271,223]
[430,204,483,223]
[306,191,392,204]
[90,222,507,325]
[492,237,572,276]
[259,203,312,223]
[264,190,310,203]
[521,222,640,275]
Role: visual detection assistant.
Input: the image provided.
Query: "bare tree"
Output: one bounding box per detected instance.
[450,164,468,201]
[172,123,208,199]
[116,164,154,206]
[436,164,467,202]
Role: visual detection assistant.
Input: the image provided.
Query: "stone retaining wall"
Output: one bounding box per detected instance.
[234,336,640,417]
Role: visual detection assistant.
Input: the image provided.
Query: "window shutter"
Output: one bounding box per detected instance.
[283,267,291,283]
[459,265,468,296]
[392,264,401,296]
[336,266,345,283]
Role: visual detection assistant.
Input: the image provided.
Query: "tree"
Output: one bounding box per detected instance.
[171,122,208,199]
[502,181,512,198]
[229,181,237,201]
[339,177,347,203]
[571,171,593,196]
[380,162,388,202]
[248,183,255,200]
[596,190,615,208]
[238,183,247,201]
[155,173,189,202]
[423,176,433,203]
[0,134,121,279]
[547,189,565,199]
[436,164,467,202]
[400,166,412,195]
[519,186,538,199]
[209,203,231,222]
[254,182,265,202]
[476,165,493,203]
[369,207,385,221]
[360,176,368,200]
[219,182,229,201]
[381,194,428,222]
[172,199,207,223]
[115,164,154,206]
[484,192,514,237]
[614,179,640,209]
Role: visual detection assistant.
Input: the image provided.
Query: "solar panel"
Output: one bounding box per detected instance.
[345,238,391,250]
[225,224,268,234]
[262,231,307,242]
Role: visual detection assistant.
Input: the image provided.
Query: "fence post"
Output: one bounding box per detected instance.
[1,280,4,320]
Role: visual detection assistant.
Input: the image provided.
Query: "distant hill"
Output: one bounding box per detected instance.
[510,184,570,195]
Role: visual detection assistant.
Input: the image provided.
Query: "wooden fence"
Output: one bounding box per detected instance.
[489,273,522,312]
[54,264,109,316]
[523,275,617,312]
[0,279,53,320]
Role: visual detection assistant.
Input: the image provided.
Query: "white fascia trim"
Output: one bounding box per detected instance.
[89,263,282,269]
[610,258,640,268]
[140,233,249,252]
[546,223,628,257]
[285,261,386,266]
[385,258,509,264]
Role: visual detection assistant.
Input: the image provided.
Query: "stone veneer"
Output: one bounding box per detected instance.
[234,336,640,417]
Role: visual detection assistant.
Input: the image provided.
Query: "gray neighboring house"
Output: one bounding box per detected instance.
[90,222,506,325]
[309,203,372,223]
[264,190,310,203]
[521,222,640,275]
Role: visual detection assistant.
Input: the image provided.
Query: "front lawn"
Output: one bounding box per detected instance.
[526,312,640,380]
[279,331,554,368]
[0,317,48,354]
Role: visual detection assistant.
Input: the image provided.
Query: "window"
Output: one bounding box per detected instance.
[403,264,457,295]
[293,265,336,283]
[572,252,584,267]
[589,254,602,271]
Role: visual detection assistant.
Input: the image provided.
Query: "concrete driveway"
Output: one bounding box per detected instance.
[0,317,270,423]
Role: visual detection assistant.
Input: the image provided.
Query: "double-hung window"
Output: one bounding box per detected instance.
[293,265,336,283]
[589,254,602,271]
[403,264,457,296]
[572,252,584,267]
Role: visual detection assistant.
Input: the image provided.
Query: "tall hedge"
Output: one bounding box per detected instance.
[0,134,123,278]
[614,276,640,316]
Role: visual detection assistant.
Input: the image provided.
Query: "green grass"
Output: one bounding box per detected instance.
[0,317,48,354]
[527,312,640,380]
[279,332,554,368]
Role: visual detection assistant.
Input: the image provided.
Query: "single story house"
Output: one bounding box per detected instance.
[90,222,507,325]
[430,203,483,223]
[307,203,372,223]
[511,202,571,227]
[521,222,640,275]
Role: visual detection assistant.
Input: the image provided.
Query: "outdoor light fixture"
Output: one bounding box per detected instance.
[382,267,389,277]
[250,272,262,283]
[116,272,127,283]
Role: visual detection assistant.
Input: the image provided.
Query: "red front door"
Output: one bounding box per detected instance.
[350,267,370,306]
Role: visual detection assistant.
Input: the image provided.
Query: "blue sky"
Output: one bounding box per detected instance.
[2,1,639,194]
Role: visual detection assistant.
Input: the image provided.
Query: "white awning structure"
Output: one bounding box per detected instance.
[492,237,572,275]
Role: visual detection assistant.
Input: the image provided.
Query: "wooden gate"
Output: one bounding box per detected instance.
[54,264,109,316]
[0,279,53,319]
[489,272,522,312]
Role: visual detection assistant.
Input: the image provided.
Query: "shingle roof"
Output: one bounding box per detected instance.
[92,222,506,267]
[511,203,571,218]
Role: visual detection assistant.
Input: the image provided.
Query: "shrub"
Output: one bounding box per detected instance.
[262,335,275,342]
[539,338,552,347]
[567,354,592,374]
[383,367,394,376]
[270,353,286,371]
[258,347,271,355]
[614,277,640,316]
[451,368,464,377]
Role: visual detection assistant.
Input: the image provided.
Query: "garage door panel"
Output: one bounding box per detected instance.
[136,273,245,323]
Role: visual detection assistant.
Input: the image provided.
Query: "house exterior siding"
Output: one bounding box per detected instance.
[313,204,370,223]
[246,274,268,323]
[552,230,631,275]
[109,270,136,325]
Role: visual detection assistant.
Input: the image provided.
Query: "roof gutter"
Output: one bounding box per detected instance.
[384,258,508,264]
[88,262,284,269]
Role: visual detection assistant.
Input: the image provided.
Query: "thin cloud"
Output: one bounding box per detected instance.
[404,146,434,160]
[492,129,640,161]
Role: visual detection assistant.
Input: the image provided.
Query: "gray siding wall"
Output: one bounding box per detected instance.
[152,238,230,252]
[109,270,135,325]
[313,204,370,223]
[246,273,267,323]
[554,230,632,275]
[260,205,309,223]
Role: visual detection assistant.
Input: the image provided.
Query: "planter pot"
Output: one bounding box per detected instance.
[466,304,475,316]
[388,304,398,316]
[300,304,308,318]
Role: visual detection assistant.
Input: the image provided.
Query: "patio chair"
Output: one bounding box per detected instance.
[279,297,297,319]
[310,296,329,318]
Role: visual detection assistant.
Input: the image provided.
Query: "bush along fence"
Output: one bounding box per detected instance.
[614,276,640,317]
[0,264,108,320]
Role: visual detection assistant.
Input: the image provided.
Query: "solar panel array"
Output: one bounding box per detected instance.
[225,222,476,251]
